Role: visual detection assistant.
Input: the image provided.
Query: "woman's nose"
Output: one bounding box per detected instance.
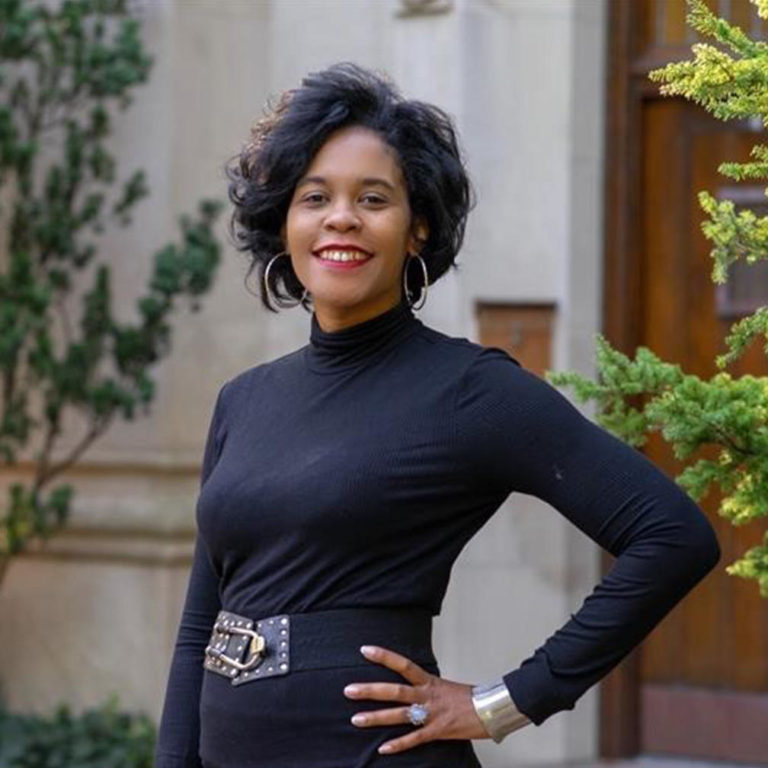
[323,201,361,231]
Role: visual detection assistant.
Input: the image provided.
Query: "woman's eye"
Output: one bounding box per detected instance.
[301,193,387,205]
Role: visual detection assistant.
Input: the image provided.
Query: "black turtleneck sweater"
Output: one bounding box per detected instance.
[156,296,720,767]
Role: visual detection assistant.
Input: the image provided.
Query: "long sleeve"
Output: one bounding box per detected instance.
[156,383,229,768]
[454,347,721,726]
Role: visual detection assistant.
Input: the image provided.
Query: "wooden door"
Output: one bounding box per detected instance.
[603,1,768,763]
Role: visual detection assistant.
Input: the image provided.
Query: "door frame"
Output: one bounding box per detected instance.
[600,0,687,756]
[600,5,640,756]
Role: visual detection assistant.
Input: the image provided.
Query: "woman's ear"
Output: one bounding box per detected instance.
[410,217,429,255]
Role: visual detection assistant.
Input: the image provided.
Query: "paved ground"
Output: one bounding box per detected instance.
[515,756,768,768]
[524,758,763,768]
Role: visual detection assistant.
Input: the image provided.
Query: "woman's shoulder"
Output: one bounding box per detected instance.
[411,322,523,374]
[213,349,304,407]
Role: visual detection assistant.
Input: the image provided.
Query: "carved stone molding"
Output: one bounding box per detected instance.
[21,528,196,566]
[396,0,454,18]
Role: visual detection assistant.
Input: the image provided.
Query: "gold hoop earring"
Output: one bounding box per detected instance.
[403,253,428,310]
[264,252,310,310]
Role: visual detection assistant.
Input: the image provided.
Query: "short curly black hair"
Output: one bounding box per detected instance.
[224,61,475,312]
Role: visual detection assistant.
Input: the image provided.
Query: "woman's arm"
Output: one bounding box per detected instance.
[155,384,229,768]
[454,346,721,727]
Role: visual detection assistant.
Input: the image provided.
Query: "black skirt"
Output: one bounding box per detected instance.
[197,607,483,768]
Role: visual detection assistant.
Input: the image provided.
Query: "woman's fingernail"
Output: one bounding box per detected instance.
[360,645,376,656]
[345,685,360,696]
[351,714,367,726]
[379,744,394,754]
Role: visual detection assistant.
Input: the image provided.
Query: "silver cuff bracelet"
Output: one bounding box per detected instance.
[471,680,531,743]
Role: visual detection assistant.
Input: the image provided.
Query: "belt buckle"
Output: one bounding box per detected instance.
[204,609,290,686]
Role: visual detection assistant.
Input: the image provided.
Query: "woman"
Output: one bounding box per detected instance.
[156,62,720,768]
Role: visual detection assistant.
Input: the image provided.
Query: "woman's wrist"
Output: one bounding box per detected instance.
[471,680,531,743]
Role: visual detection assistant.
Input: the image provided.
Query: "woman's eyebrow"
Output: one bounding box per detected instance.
[296,175,396,192]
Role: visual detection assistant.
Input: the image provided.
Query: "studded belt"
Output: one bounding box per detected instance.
[203,606,436,687]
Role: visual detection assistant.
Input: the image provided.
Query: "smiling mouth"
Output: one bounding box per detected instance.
[313,249,373,263]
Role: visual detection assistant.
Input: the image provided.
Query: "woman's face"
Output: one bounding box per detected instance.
[282,125,427,331]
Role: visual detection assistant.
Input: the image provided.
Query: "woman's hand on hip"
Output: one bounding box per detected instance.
[343,645,489,755]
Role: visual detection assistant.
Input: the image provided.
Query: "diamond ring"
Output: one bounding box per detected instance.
[406,702,429,727]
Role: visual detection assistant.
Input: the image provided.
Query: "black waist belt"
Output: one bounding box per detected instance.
[203,606,435,687]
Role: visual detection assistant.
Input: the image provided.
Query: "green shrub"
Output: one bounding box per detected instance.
[0,695,156,768]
